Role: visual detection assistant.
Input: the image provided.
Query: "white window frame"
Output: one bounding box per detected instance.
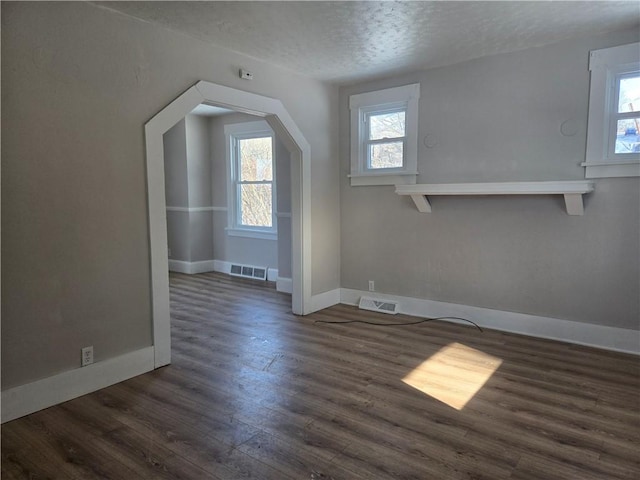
[583,42,640,178]
[224,120,277,240]
[349,83,420,186]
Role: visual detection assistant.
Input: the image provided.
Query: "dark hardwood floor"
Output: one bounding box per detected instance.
[2,272,639,479]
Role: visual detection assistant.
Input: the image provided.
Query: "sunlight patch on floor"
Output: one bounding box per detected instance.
[402,342,502,410]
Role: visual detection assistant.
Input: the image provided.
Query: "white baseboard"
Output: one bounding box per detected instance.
[189,260,216,274]
[340,289,639,355]
[213,259,230,274]
[168,259,215,274]
[174,259,275,276]
[277,277,293,294]
[267,268,278,282]
[168,259,190,273]
[1,346,155,423]
[171,259,278,277]
[310,288,341,313]
[166,206,227,212]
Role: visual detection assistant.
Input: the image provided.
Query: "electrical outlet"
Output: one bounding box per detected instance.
[81,346,94,367]
[368,280,375,292]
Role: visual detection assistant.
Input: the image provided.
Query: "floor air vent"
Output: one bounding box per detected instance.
[358,297,398,315]
[229,263,268,281]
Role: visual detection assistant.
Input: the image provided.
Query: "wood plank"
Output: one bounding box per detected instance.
[2,271,639,479]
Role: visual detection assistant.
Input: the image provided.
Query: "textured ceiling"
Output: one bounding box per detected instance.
[95,1,640,85]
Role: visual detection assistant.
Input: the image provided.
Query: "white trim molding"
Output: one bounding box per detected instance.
[166,206,227,212]
[310,289,342,313]
[168,260,216,274]
[145,80,312,368]
[349,172,419,187]
[582,163,640,179]
[225,227,277,241]
[277,277,293,294]
[267,268,278,282]
[349,83,420,186]
[1,347,155,423]
[340,289,639,355]
[171,259,281,284]
[212,259,231,274]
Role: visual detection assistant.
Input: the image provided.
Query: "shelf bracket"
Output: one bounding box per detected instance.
[410,194,432,213]
[563,194,584,216]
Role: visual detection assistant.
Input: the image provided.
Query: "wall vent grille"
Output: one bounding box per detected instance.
[358,297,398,315]
[229,263,268,281]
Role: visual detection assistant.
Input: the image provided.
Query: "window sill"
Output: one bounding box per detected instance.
[349,171,417,187]
[225,228,277,241]
[581,160,640,178]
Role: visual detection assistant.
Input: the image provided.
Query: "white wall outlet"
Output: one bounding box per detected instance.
[368,280,375,292]
[81,346,94,367]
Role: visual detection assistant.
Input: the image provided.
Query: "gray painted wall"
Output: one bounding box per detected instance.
[189,212,214,263]
[163,115,213,263]
[166,211,190,262]
[163,118,192,262]
[185,114,214,263]
[163,118,188,208]
[1,1,339,390]
[185,115,212,208]
[340,29,640,330]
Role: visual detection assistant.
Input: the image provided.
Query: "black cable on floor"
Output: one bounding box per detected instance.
[314,316,483,333]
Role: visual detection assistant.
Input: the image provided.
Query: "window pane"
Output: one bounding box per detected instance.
[615,118,640,153]
[618,75,640,113]
[240,184,272,227]
[369,111,405,140]
[369,141,404,169]
[239,137,272,181]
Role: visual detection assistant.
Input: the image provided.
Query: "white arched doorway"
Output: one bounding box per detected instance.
[145,81,311,368]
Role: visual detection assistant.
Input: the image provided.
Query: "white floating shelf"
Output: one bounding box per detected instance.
[395,181,596,215]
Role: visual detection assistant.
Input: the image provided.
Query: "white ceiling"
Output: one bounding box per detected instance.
[95,1,640,85]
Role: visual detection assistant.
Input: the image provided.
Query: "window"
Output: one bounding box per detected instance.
[584,42,640,178]
[366,109,406,169]
[349,84,420,186]
[612,73,640,155]
[225,120,277,240]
